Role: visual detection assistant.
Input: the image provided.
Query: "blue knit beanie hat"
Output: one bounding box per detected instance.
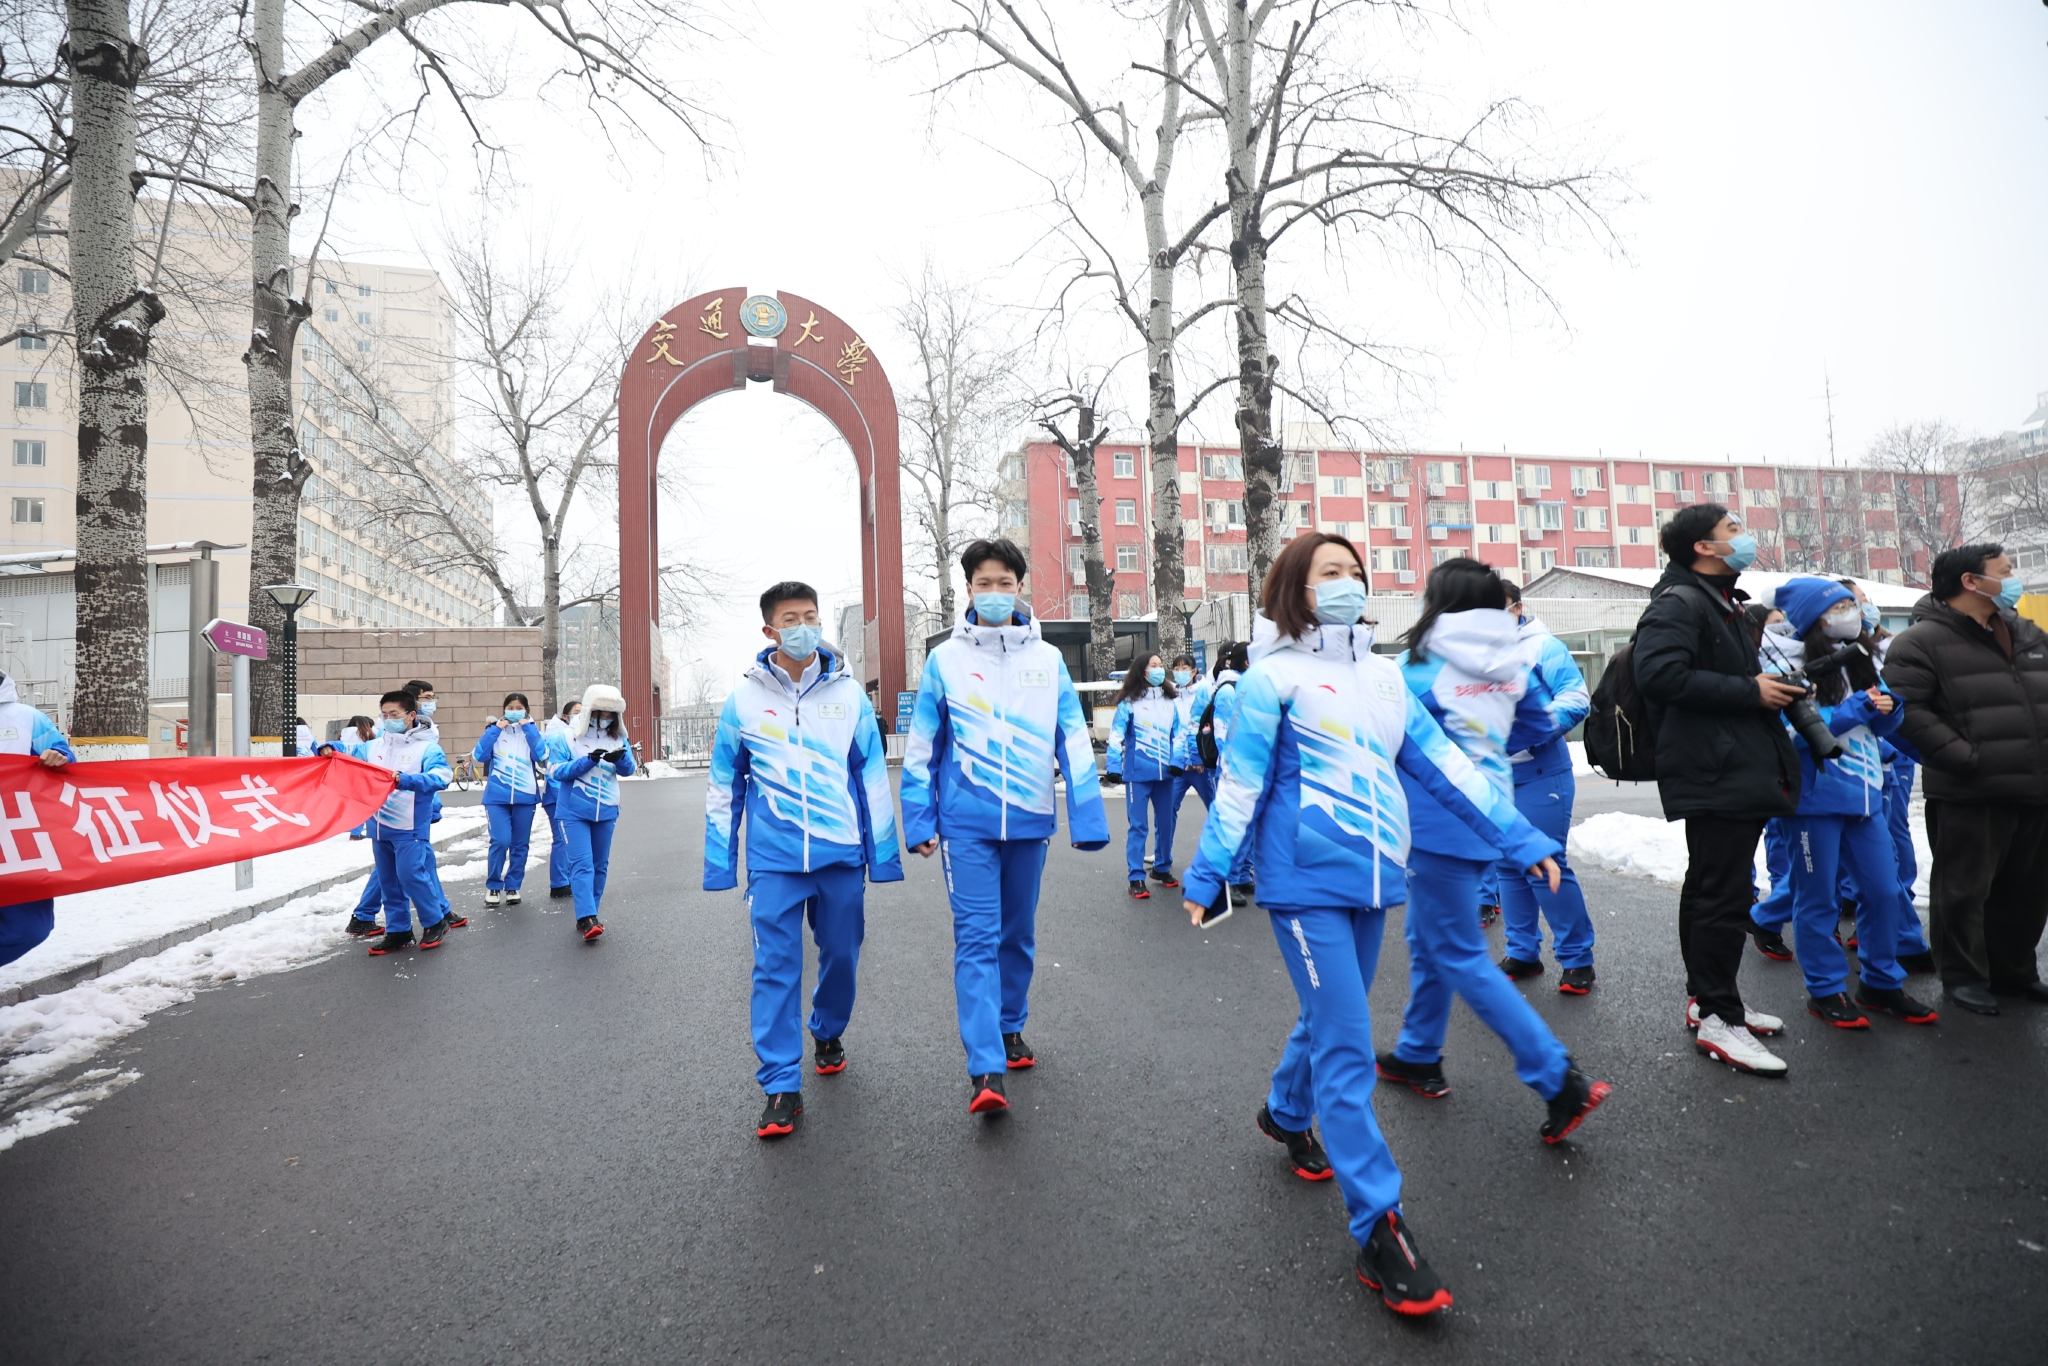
[1778,576,1853,636]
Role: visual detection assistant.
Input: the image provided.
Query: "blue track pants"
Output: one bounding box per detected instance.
[1753,819,1794,931]
[1264,905,1404,1245]
[372,839,448,934]
[0,898,54,967]
[1172,766,1216,812]
[747,864,867,1094]
[1840,766,1930,957]
[1123,778,1179,879]
[1394,848,1571,1099]
[1784,813,1905,997]
[940,836,1050,1077]
[1498,770,1596,969]
[544,801,570,889]
[485,801,538,891]
[562,817,616,920]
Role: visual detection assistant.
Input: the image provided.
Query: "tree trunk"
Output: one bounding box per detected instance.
[64,0,161,756]
[243,0,311,742]
[541,528,561,716]
[1143,21,1188,660]
[1071,406,1115,679]
[1223,0,1283,610]
[934,492,955,623]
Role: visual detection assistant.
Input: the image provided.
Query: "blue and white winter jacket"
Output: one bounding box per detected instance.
[545,719,637,823]
[1507,617,1591,784]
[0,673,72,763]
[1398,609,1558,861]
[1182,615,1560,912]
[704,645,903,891]
[901,606,1109,849]
[366,722,451,841]
[473,720,546,807]
[1107,688,1184,782]
[1789,684,1905,818]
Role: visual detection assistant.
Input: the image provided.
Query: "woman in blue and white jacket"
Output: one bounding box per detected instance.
[545,684,638,941]
[1771,577,1936,1028]
[540,700,580,899]
[0,670,73,967]
[1179,534,1562,1319]
[1377,559,1611,1143]
[1106,653,1186,897]
[473,692,547,907]
[1169,652,1214,814]
[1203,642,1257,906]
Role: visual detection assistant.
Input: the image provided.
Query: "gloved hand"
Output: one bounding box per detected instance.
[1101,772,1122,786]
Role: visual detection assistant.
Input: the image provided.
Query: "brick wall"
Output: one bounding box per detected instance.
[297,628,544,760]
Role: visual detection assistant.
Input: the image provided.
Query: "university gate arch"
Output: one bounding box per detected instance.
[618,289,906,738]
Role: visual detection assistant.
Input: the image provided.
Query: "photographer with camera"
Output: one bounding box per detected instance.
[1881,544,2048,1016]
[1634,505,1801,1075]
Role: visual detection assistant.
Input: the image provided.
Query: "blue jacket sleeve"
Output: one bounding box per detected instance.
[555,749,597,784]
[472,727,500,763]
[1105,700,1131,778]
[1183,669,1282,908]
[704,695,747,891]
[899,653,947,848]
[850,694,904,882]
[1053,659,1109,848]
[615,738,638,778]
[1395,694,1560,872]
[1823,688,1905,738]
[399,743,453,793]
[1510,638,1591,751]
[28,711,72,762]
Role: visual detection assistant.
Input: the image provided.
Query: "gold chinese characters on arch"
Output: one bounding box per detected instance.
[643,320,683,366]
[835,338,871,386]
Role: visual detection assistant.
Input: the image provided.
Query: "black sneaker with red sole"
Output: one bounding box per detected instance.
[1256,1104,1334,1181]
[1854,984,1939,1025]
[577,916,605,941]
[1498,955,1544,980]
[1127,880,1150,899]
[968,1073,1009,1114]
[1540,1065,1613,1144]
[1002,1032,1035,1070]
[1557,966,1596,995]
[1147,867,1180,888]
[1375,1052,1451,1099]
[814,1036,847,1074]
[442,908,470,929]
[1479,904,1500,928]
[368,930,415,956]
[419,918,451,950]
[1807,991,1870,1029]
[1356,1211,1453,1316]
[344,916,382,937]
[757,1092,801,1138]
[1750,925,1794,961]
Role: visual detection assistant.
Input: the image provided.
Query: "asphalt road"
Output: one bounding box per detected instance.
[2,776,2045,1365]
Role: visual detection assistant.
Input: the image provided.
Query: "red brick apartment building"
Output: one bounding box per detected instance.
[996,441,1960,616]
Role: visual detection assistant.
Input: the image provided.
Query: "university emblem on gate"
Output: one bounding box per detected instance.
[739,295,787,339]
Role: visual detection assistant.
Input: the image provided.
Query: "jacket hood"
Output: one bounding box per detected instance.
[1517,615,1551,642]
[746,642,848,690]
[953,602,1044,651]
[1249,613,1373,664]
[1757,620,1807,673]
[571,684,628,739]
[0,672,16,707]
[1777,576,1854,636]
[1421,608,1531,682]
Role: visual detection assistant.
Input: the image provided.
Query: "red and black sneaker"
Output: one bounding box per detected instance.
[368,930,415,956]
[1557,966,1596,995]
[968,1073,1009,1114]
[1127,880,1151,900]
[1749,924,1794,961]
[344,916,382,937]
[577,916,605,941]
[1479,903,1500,929]
[442,908,470,929]
[1356,1211,1453,1317]
[418,917,451,950]
[1256,1104,1334,1181]
[1375,1052,1451,1099]
[1498,954,1544,980]
[1540,1065,1613,1144]
[1807,991,1870,1029]
[1854,984,1939,1025]
[1147,866,1180,888]
[757,1091,801,1138]
[814,1036,847,1074]
[1002,1032,1035,1070]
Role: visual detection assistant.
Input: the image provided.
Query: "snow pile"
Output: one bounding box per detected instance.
[1571,805,1932,908]
[624,759,688,781]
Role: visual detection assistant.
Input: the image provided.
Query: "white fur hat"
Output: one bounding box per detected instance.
[571,683,628,739]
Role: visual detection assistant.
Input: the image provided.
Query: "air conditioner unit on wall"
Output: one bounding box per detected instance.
[1392,525,1412,540]
[1572,485,1587,497]
[1397,570,1417,584]
[1428,483,1447,497]
[1523,528,1545,541]
[1429,526,1448,540]
[1391,483,1410,498]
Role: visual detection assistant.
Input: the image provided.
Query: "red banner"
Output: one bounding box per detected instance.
[0,754,396,902]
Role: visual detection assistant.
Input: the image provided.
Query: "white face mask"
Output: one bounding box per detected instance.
[1821,607,1863,641]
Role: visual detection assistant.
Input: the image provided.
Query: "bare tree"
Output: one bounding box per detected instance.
[1865,420,1973,587]
[894,261,1022,622]
[1035,390,1114,677]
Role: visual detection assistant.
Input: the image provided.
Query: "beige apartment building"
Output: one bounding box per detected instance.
[0,193,494,729]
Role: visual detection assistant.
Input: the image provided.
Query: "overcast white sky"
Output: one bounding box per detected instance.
[299,0,2048,688]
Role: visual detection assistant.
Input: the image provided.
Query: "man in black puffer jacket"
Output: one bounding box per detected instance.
[1633,504,1803,1076]
[1882,543,2048,1015]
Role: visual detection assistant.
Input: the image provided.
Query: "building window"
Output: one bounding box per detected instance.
[1619,484,1648,503]
[1113,450,1135,479]
[324,308,339,322]
[1655,470,1691,494]
[1069,595,1090,619]
[1480,480,1507,500]
[18,332,45,351]
[1371,547,1411,572]
[11,497,43,524]
[356,310,373,326]
[1522,465,1552,491]
[1118,592,1141,617]
[17,267,49,294]
[1067,546,1086,584]
[1116,542,1140,571]
[1201,453,1244,480]
[1326,475,1351,497]
[1572,507,1608,531]
[325,281,339,294]
[1115,498,1137,525]
[1486,523,1512,543]
[1432,548,1455,566]
[1624,526,1646,545]
[1205,543,1248,573]
[12,440,44,466]
[13,381,45,408]
[355,340,371,353]
[1426,500,1471,526]
[1424,461,1464,487]
[357,284,373,297]
[1066,498,1079,525]
[1567,466,1604,491]
[1574,546,1612,567]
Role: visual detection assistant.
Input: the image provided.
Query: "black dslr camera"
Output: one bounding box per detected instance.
[1769,641,1870,768]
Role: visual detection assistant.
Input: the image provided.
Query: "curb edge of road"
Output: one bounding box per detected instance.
[0,823,484,1011]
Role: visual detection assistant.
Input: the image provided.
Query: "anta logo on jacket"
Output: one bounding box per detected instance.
[901,606,1108,848]
[367,722,452,839]
[704,644,903,889]
[1107,688,1184,782]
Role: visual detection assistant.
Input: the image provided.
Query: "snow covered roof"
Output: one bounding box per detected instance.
[1523,564,1925,609]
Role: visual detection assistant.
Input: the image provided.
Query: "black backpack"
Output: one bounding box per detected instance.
[1583,638,1656,781]
[1196,683,1230,767]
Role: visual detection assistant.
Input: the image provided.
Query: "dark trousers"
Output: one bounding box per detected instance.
[1680,815,1765,1027]
[1924,800,2048,990]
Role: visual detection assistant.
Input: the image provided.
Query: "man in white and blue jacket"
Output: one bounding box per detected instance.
[364,690,457,955]
[0,671,72,966]
[1106,663,1187,895]
[903,538,1109,1116]
[1496,584,1598,987]
[707,581,902,1139]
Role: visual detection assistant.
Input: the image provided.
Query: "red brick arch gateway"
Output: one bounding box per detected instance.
[618,289,906,738]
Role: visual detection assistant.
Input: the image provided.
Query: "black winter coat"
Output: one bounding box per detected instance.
[1881,594,2048,804]
[1632,563,1800,821]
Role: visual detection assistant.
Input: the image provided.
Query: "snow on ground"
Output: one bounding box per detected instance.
[0,807,495,999]
[624,759,688,781]
[0,833,550,1154]
[1570,804,1934,907]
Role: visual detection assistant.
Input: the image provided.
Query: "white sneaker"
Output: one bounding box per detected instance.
[505,889,521,905]
[1695,1013,1789,1076]
[484,889,502,907]
[1685,997,1784,1036]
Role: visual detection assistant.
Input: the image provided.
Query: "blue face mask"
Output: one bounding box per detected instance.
[1146,666,1166,687]
[776,623,822,661]
[1860,603,1881,631]
[1173,669,1193,688]
[503,709,526,723]
[380,716,408,734]
[1717,533,1757,572]
[973,592,1017,624]
[418,699,435,717]
[1979,574,2025,610]
[1312,577,1367,626]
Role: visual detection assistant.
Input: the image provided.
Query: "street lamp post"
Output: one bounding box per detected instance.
[261,583,318,755]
